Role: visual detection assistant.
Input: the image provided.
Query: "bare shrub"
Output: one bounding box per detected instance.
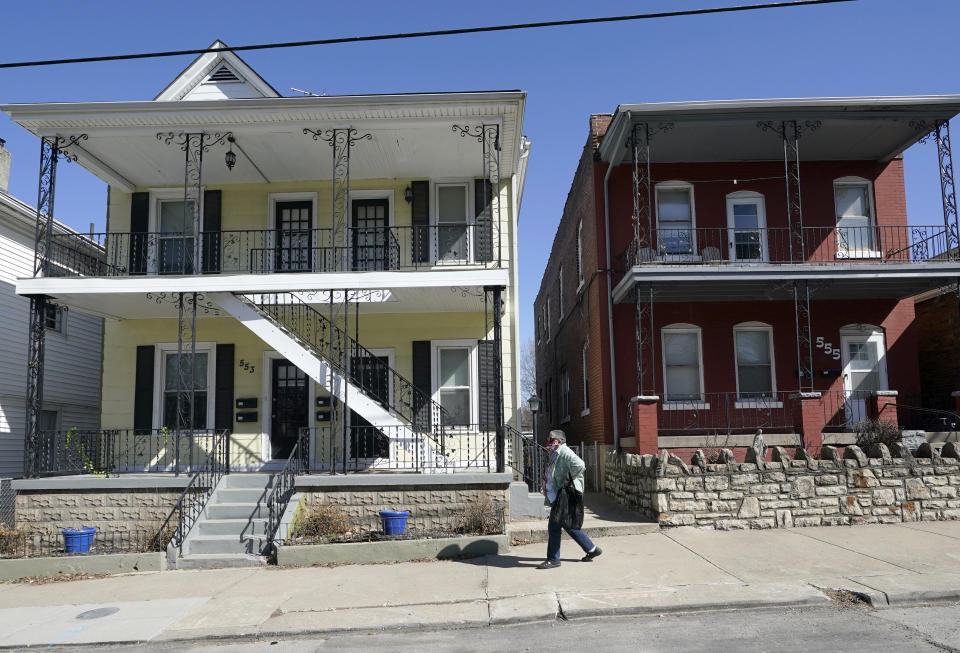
[290,502,352,539]
[854,419,901,451]
[0,524,23,556]
[454,496,502,535]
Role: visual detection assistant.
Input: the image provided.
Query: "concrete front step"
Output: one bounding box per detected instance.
[188,534,268,555]
[175,553,267,570]
[204,503,268,520]
[214,488,269,504]
[196,518,269,536]
[221,474,275,489]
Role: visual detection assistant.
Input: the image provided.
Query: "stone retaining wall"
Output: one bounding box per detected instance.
[605,442,960,530]
[15,489,182,537]
[295,475,510,534]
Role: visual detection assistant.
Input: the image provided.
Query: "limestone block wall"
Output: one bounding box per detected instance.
[296,478,510,533]
[605,443,960,530]
[15,489,182,537]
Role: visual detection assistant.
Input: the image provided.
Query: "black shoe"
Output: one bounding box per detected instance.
[581,547,602,562]
[536,560,561,569]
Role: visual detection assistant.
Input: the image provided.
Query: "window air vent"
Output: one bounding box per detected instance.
[208,65,240,83]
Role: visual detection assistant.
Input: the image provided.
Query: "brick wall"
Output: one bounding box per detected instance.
[605,442,960,530]
[915,291,960,410]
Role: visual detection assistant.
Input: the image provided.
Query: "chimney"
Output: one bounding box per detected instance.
[0,139,10,194]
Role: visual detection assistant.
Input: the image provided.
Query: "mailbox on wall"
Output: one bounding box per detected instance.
[236,398,258,409]
[316,410,331,422]
[316,397,331,408]
[236,411,258,423]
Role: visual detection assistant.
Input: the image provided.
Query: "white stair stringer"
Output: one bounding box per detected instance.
[212,292,450,470]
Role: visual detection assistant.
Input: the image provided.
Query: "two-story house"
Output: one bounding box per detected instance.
[536,96,960,463]
[4,42,529,481]
[0,139,102,478]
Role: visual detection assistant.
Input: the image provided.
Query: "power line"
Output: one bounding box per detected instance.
[0,0,854,70]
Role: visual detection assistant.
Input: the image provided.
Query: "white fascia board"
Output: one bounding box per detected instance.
[611,263,960,304]
[16,268,510,297]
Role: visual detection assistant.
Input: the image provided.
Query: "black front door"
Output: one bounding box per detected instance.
[352,199,390,271]
[349,355,390,459]
[271,359,308,459]
[275,201,312,272]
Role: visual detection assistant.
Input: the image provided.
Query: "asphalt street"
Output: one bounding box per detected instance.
[56,603,960,653]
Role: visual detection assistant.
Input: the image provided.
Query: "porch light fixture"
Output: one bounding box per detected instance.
[225,135,237,171]
[527,394,540,413]
[404,185,413,203]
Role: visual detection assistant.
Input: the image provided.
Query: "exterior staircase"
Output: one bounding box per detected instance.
[211,291,450,469]
[175,473,273,569]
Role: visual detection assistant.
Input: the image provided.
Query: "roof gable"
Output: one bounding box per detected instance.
[154,40,280,101]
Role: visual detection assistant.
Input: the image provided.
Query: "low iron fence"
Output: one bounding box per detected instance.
[0,529,162,559]
[657,391,795,436]
[306,424,502,473]
[34,429,225,476]
[266,429,309,547]
[820,391,873,431]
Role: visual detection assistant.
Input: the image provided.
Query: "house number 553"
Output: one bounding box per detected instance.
[815,337,841,360]
[238,359,256,373]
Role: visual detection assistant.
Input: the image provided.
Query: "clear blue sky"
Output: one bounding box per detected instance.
[1,0,957,347]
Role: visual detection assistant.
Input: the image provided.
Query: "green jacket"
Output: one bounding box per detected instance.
[545,444,585,506]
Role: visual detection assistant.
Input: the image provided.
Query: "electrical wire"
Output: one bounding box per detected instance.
[0,0,854,70]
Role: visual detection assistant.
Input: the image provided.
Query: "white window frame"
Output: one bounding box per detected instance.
[576,220,584,290]
[148,188,205,275]
[560,367,570,424]
[833,177,879,259]
[661,323,707,409]
[431,339,478,428]
[732,322,780,408]
[655,181,698,260]
[581,342,590,416]
[153,342,216,431]
[431,180,473,265]
[726,191,768,263]
[43,304,66,335]
[558,264,564,317]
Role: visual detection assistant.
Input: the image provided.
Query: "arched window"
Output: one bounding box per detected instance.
[661,323,703,403]
[733,322,776,401]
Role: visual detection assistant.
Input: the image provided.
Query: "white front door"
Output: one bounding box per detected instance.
[840,330,888,426]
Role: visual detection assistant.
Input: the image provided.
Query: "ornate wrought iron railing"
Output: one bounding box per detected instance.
[505,424,550,493]
[152,429,231,556]
[657,391,796,436]
[266,428,309,548]
[33,429,222,476]
[617,224,953,269]
[305,424,501,473]
[44,223,497,278]
[248,292,450,437]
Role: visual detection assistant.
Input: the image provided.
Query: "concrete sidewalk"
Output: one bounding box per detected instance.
[2,521,960,647]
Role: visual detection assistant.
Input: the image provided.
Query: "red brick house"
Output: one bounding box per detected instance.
[534,96,960,460]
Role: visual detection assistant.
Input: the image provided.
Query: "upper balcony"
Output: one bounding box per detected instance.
[600,95,960,303]
[3,90,529,299]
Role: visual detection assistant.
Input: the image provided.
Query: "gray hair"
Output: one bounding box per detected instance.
[548,429,566,443]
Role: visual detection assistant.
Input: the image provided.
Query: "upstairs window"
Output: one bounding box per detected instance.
[436,183,470,263]
[558,265,564,316]
[834,178,876,255]
[576,221,584,287]
[656,183,695,256]
[43,305,64,333]
[581,342,590,414]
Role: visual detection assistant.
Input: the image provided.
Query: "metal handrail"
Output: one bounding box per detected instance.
[266,428,309,548]
[505,424,550,493]
[877,401,960,432]
[248,292,451,436]
[151,429,230,555]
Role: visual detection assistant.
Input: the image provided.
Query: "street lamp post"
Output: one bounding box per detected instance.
[527,395,541,489]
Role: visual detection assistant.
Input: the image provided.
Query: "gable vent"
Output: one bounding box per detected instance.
[208,65,240,82]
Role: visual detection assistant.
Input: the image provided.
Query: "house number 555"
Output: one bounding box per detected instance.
[238,359,256,373]
[815,337,841,360]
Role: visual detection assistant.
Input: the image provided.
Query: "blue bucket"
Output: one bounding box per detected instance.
[378,510,410,535]
[62,527,97,553]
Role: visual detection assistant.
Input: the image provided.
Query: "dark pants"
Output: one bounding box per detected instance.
[546,518,595,561]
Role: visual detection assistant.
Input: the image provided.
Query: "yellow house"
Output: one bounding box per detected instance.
[5,42,530,480]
